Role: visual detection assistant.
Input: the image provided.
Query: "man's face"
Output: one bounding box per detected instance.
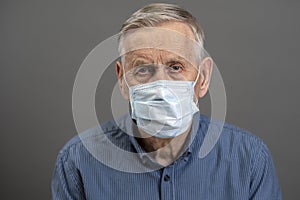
[117,21,213,101]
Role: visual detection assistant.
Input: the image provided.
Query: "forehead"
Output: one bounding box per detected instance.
[121,22,201,64]
[156,21,196,39]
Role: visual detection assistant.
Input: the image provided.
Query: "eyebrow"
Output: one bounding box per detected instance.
[127,52,195,67]
[165,56,188,63]
[126,51,152,59]
[132,54,186,62]
[132,59,149,67]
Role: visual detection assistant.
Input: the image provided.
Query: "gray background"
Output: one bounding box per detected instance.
[1,0,299,199]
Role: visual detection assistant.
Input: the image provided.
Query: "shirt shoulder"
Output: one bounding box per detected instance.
[204,115,265,144]
[57,119,133,162]
[198,115,271,164]
[191,116,282,199]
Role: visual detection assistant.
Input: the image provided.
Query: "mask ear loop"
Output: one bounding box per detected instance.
[193,65,201,87]
[193,64,201,106]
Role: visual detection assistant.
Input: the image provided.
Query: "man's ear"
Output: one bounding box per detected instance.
[116,61,129,100]
[195,57,213,98]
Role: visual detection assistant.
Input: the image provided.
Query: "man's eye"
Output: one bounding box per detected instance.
[134,65,154,75]
[137,67,148,74]
[169,64,183,72]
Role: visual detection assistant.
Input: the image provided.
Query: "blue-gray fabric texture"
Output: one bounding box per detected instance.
[51,114,282,200]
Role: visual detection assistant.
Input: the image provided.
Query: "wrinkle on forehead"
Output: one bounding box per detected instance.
[120,26,202,67]
[125,49,197,68]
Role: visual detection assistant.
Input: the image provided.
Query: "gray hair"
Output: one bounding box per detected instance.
[118,3,205,60]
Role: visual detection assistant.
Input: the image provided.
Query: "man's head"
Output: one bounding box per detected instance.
[119,3,205,51]
[116,3,213,102]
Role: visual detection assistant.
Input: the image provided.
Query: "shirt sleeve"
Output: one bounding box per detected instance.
[249,141,282,200]
[51,151,86,200]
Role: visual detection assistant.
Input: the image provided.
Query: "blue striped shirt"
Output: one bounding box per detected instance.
[51,114,282,199]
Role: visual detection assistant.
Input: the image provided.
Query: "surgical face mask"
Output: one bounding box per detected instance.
[129,80,199,138]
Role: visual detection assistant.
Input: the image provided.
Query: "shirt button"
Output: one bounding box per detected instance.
[164,175,170,182]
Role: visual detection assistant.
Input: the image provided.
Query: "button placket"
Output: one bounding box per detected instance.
[160,165,174,200]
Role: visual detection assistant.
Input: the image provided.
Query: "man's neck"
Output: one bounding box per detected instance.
[135,126,191,166]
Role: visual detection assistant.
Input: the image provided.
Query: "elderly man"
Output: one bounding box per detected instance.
[52,3,281,200]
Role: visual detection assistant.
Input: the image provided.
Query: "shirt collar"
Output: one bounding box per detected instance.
[119,111,205,165]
